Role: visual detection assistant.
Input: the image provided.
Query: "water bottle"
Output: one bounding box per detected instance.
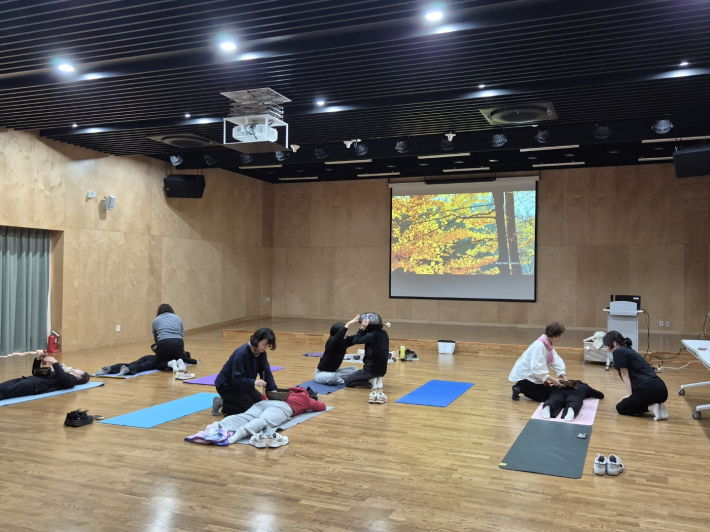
[400,346,406,360]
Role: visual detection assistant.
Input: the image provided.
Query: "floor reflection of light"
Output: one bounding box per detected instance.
[438,354,455,365]
[149,497,176,532]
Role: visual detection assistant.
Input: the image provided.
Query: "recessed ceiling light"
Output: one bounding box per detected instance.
[297,169,304,173]
[386,165,396,168]
[325,168,333,171]
[220,42,237,51]
[489,159,498,163]
[184,113,191,118]
[425,11,443,21]
[57,63,74,73]
[316,100,325,106]
[564,153,575,157]
[680,61,689,67]
[608,149,620,154]
[355,166,364,170]
[653,146,665,151]
[478,84,486,89]
[419,163,428,166]
[72,123,78,128]
[527,156,538,160]
[454,160,465,164]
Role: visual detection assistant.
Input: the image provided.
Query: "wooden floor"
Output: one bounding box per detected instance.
[1,320,710,532]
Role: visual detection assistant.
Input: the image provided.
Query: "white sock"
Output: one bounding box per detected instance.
[648,403,661,420]
[541,405,551,419]
[659,403,669,420]
[227,427,248,444]
[377,377,383,389]
[176,359,186,372]
[369,378,377,389]
[564,409,575,421]
[167,360,178,373]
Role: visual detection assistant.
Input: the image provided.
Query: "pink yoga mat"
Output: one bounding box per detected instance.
[530,398,600,425]
[184,366,284,386]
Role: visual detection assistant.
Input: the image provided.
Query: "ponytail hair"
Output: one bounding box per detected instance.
[602,330,632,348]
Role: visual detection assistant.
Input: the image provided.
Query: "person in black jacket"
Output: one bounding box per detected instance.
[0,355,90,400]
[213,327,278,416]
[542,380,604,421]
[313,315,361,385]
[343,313,390,390]
[603,330,669,420]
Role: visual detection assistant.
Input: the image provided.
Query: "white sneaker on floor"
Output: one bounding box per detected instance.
[266,433,289,448]
[250,431,268,448]
[594,453,608,475]
[607,454,624,476]
[375,392,388,404]
[174,371,195,380]
[369,391,378,403]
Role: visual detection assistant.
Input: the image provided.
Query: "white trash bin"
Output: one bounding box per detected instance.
[438,340,455,354]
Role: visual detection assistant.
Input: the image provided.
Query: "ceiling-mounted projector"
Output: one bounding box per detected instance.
[232,121,278,143]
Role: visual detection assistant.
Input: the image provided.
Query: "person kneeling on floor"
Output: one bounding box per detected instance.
[0,353,89,400]
[342,313,391,391]
[203,386,326,447]
[313,315,361,386]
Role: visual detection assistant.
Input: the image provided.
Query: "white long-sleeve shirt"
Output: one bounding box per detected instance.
[508,340,566,384]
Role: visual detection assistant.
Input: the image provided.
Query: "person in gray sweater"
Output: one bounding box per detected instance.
[152,304,196,370]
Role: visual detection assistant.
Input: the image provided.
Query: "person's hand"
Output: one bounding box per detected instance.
[255,379,267,388]
[548,377,561,387]
[558,374,567,381]
[360,318,370,329]
[43,355,58,364]
[346,315,360,327]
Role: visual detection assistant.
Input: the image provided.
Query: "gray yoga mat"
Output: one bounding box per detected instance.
[499,419,593,479]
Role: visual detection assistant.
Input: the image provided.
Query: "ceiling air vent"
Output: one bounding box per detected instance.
[479,101,558,125]
[147,133,217,148]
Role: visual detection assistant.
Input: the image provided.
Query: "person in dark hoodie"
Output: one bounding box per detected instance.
[342,313,391,390]
[313,315,361,386]
[541,380,604,421]
[212,327,278,416]
[0,354,90,400]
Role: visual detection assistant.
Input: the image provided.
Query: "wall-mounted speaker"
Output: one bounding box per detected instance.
[673,145,710,178]
[164,174,206,198]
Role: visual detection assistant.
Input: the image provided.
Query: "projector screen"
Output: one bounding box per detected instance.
[390,176,537,301]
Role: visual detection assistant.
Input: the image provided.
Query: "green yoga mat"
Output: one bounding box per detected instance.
[499,419,592,479]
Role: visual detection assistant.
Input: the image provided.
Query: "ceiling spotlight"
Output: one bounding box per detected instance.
[425,11,443,21]
[441,132,456,151]
[652,118,673,134]
[343,140,354,148]
[593,122,612,140]
[239,153,253,164]
[534,126,551,144]
[680,61,689,67]
[203,153,218,166]
[290,144,300,153]
[395,138,410,154]
[478,84,486,89]
[275,151,290,162]
[169,155,183,166]
[184,113,191,118]
[72,123,78,128]
[353,141,369,157]
[316,100,325,107]
[490,132,507,147]
[314,144,329,159]
[220,41,237,51]
[57,63,75,73]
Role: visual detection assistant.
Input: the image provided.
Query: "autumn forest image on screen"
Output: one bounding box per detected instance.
[391,190,536,276]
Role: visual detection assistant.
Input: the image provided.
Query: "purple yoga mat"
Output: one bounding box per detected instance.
[184,366,284,386]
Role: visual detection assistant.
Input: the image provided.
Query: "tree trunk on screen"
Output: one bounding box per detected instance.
[492,190,510,275]
[505,192,523,275]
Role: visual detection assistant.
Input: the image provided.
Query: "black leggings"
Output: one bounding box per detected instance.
[515,379,552,402]
[154,338,196,370]
[217,385,263,416]
[106,355,157,375]
[544,388,584,418]
[343,369,380,388]
[616,378,668,416]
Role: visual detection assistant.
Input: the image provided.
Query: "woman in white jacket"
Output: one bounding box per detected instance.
[509,322,568,401]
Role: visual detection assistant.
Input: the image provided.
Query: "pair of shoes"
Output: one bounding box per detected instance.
[649,403,669,420]
[512,384,521,401]
[249,431,289,448]
[369,392,388,404]
[594,453,625,476]
[95,365,112,376]
[64,409,94,427]
[175,371,195,380]
[211,396,223,416]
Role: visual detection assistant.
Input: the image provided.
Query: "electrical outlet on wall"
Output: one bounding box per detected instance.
[116,325,121,332]
[666,321,670,327]
[659,321,664,326]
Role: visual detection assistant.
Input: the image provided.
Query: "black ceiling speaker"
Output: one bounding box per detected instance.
[673,145,710,178]
[164,174,206,198]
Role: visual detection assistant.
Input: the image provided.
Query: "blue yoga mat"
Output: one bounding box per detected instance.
[0,382,105,407]
[395,380,474,407]
[296,380,345,395]
[100,392,218,428]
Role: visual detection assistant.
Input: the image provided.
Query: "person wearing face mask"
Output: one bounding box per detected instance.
[212,327,278,416]
[0,353,90,400]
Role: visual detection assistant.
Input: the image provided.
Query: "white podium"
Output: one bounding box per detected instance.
[603,301,644,370]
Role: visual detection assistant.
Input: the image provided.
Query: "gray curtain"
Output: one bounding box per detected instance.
[0,226,51,356]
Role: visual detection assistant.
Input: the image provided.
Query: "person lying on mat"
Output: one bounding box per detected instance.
[152,303,197,371]
[314,315,361,386]
[603,330,669,420]
[213,327,278,416]
[343,313,391,390]
[0,354,90,400]
[542,380,604,421]
[95,354,157,377]
[509,321,568,402]
[201,386,326,446]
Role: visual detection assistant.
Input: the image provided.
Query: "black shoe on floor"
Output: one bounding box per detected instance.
[511,385,521,401]
[64,409,94,427]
